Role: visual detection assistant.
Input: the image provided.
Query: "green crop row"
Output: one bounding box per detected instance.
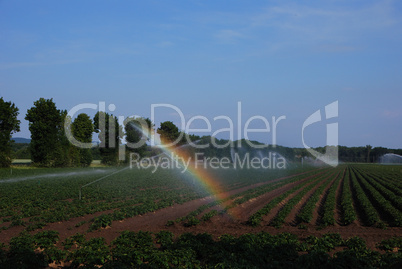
[226,169,327,211]
[354,167,402,210]
[1,230,400,268]
[248,170,332,227]
[353,169,402,227]
[340,169,357,225]
[349,168,383,227]
[270,171,336,228]
[170,168,327,227]
[320,169,345,226]
[296,170,340,224]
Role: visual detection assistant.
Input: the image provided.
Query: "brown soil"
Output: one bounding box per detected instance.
[285,171,337,226]
[1,168,400,254]
[349,171,369,226]
[334,169,346,225]
[311,170,342,226]
[227,171,325,223]
[0,170,316,245]
[262,178,320,225]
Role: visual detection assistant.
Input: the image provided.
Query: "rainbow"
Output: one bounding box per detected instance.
[134,124,236,216]
[155,141,230,201]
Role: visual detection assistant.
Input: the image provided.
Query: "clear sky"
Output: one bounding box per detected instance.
[1,0,401,148]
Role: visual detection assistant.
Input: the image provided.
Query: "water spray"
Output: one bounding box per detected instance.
[78,166,129,200]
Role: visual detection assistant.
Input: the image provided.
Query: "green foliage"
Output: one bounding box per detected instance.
[305,233,344,252]
[72,113,94,167]
[124,116,153,158]
[68,237,110,268]
[201,210,218,221]
[24,99,90,168]
[110,231,154,266]
[377,237,402,252]
[4,232,47,268]
[296,170,339,224]
[356,167,402,215]
[296,250,331,268]
[157,121,181,145]
[25,98,63,167]
[320,171,344,226]
[62,233,86,250]
[10,218,26,227]
[140,168,317,228]
[89,214,113,231]
[33,231,65,264]
[25,221,46,232]
[350,168,384,227]
[155,231,174,248]
[270,174,323,228]
[93,112,122,165]
[1,230,401,268]
[352,167,402,227]
[11,142,31,159]
[342,169,357,225]
[0,97,20,168]
[183,216,200,227]
[248,170,330,227]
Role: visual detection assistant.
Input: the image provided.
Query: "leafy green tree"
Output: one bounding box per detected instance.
[72,113,94,166]
[93,111,121,165]
[125,116,153,157]
[25,98,63,167]
[53,110,73,167]
[0,97,20,167]
[157,121,182,146]
[366,145,372,163]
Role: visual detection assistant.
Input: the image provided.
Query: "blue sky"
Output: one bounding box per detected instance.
[1,0,401,148]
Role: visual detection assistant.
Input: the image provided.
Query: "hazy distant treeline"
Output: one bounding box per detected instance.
[3,97,401,168]
[11,138,402,164]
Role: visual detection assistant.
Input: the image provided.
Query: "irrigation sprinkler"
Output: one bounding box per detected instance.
[78,166,129,200]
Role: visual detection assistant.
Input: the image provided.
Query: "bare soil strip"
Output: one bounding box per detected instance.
[349,171,366,226]
[334,169,345,225]
[355,172,395,226]
[286,171,337,226]
[312,171,343,226]
[2,168,399,252]
[260,177,321,226]
[0,169,321,244]
[227,172,325,223]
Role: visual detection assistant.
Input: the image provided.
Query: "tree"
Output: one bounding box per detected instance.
[157,121,181,146]
[93,112,121,165]
[53,110,72,167]
[72,113,94,166]
[0,97,20,167]
[366,145,372,163]
[125,117,153,157]
[25,98,62,167]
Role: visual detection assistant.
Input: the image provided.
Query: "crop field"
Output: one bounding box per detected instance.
[0,164,401,268]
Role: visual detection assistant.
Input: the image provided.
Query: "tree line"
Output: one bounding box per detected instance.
[1,97,401,168]
[1,97,153,167]
[1,97,197,168]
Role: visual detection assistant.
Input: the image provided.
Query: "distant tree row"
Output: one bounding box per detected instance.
[1,96,402,168]
[24,98,155,167]
[24,98,94,167]
[0,97,155,167]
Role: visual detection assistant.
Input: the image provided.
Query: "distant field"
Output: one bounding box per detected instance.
[11,159,102,165]
[0,164,401,267]
[1,164,401,231]
[11,159,31,164]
